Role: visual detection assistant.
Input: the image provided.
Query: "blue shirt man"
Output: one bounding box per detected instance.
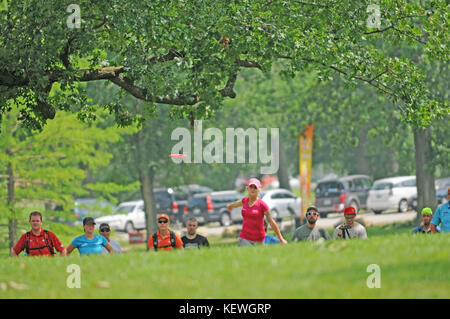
[432,202,450,233]
[431,188,450,233]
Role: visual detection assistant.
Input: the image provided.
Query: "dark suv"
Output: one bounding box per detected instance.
[314,175,373,218]
[184,191,243,226]
[154,188,189,223]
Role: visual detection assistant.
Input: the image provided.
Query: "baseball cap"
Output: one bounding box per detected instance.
[421,207,433,215]
[99,223,110,231]
[344,206,357,215]
[157,214,170,221]
[306,206,319,213]
[83,217,96,225]
[248,178,261,189]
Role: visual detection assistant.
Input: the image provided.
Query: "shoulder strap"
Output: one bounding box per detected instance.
[43,230,55,256]
[25,232,31,256]
[170,231,176,248]
[153,233,158,251]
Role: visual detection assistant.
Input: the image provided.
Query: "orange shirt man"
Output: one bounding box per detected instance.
[147,214,184,251]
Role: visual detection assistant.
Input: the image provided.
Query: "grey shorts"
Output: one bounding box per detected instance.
[238,237,264,246]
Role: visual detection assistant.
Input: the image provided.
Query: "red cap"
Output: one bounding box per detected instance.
[344,206,357,215]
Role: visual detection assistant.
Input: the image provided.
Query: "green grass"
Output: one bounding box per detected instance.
[0,232,448,299]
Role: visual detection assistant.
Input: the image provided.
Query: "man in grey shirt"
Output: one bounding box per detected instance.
[99,223,122,253]
[292,206,331,242]
[333,206,367,240]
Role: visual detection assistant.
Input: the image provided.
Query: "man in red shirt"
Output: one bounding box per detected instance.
[147,214,184,251]
[12,211,67,257]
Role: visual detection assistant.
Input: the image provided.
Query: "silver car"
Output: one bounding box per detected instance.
[367,176,416,214]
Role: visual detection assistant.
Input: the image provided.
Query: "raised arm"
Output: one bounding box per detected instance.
[66,243,75,255]
[60,248,67,256]
[227,200,243,212]
[105,242,114,254]
[431,224,438,234]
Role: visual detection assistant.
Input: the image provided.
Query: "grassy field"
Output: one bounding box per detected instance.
[0,222,448,298]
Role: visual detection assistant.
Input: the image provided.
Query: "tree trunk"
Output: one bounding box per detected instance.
[387,147,400,174]
[413,127,436,222]
[277,139,291,191]
[7,162,17,255]
[356,128,370,175]
[139,167,158,250]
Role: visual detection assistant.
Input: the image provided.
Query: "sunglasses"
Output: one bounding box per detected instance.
[306,212,319,216]
[158,220,168,224]
[100,228,110,232]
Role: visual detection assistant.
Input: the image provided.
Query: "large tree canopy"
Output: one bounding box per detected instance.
[0,0,448,129]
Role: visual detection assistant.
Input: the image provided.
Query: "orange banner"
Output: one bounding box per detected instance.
[299,125,314,224]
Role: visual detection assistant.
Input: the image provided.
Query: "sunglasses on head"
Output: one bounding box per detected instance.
[158,220,168,224]
[100,228,110,232]
[306,212,319,216]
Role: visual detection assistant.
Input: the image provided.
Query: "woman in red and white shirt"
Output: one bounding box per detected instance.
[227,178,287,246]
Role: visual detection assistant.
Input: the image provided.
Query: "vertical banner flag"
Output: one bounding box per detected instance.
[299,125,314,224]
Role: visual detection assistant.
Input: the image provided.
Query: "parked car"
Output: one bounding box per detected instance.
[179,184,214,196]
[367,176,416,214]
[314,175,373,218]
[153,187,190,223]
[436,177,450,205]
[265,177,300,190]
[409,176,450,211]
[72,198,115,224]
[258,189,301,222]
[95,200,146,233]
[184,191,243,226]
[94,186,199,232]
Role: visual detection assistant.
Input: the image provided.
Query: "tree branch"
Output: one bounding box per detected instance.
[278,55,401,100]
[219,73,238,98]
[147,49,186,64]
[364,26,394,35]
[291,1,332,9]
[392,26,427,44]
[236,59,262,69]
[60,36,75,69]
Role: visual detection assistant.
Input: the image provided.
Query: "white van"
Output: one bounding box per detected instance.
[367,176,416,214]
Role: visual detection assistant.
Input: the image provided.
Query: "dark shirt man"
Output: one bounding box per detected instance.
[181,217,210,249]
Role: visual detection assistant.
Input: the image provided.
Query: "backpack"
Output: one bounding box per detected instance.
[152,231,176,251]
[25,230,55,256]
